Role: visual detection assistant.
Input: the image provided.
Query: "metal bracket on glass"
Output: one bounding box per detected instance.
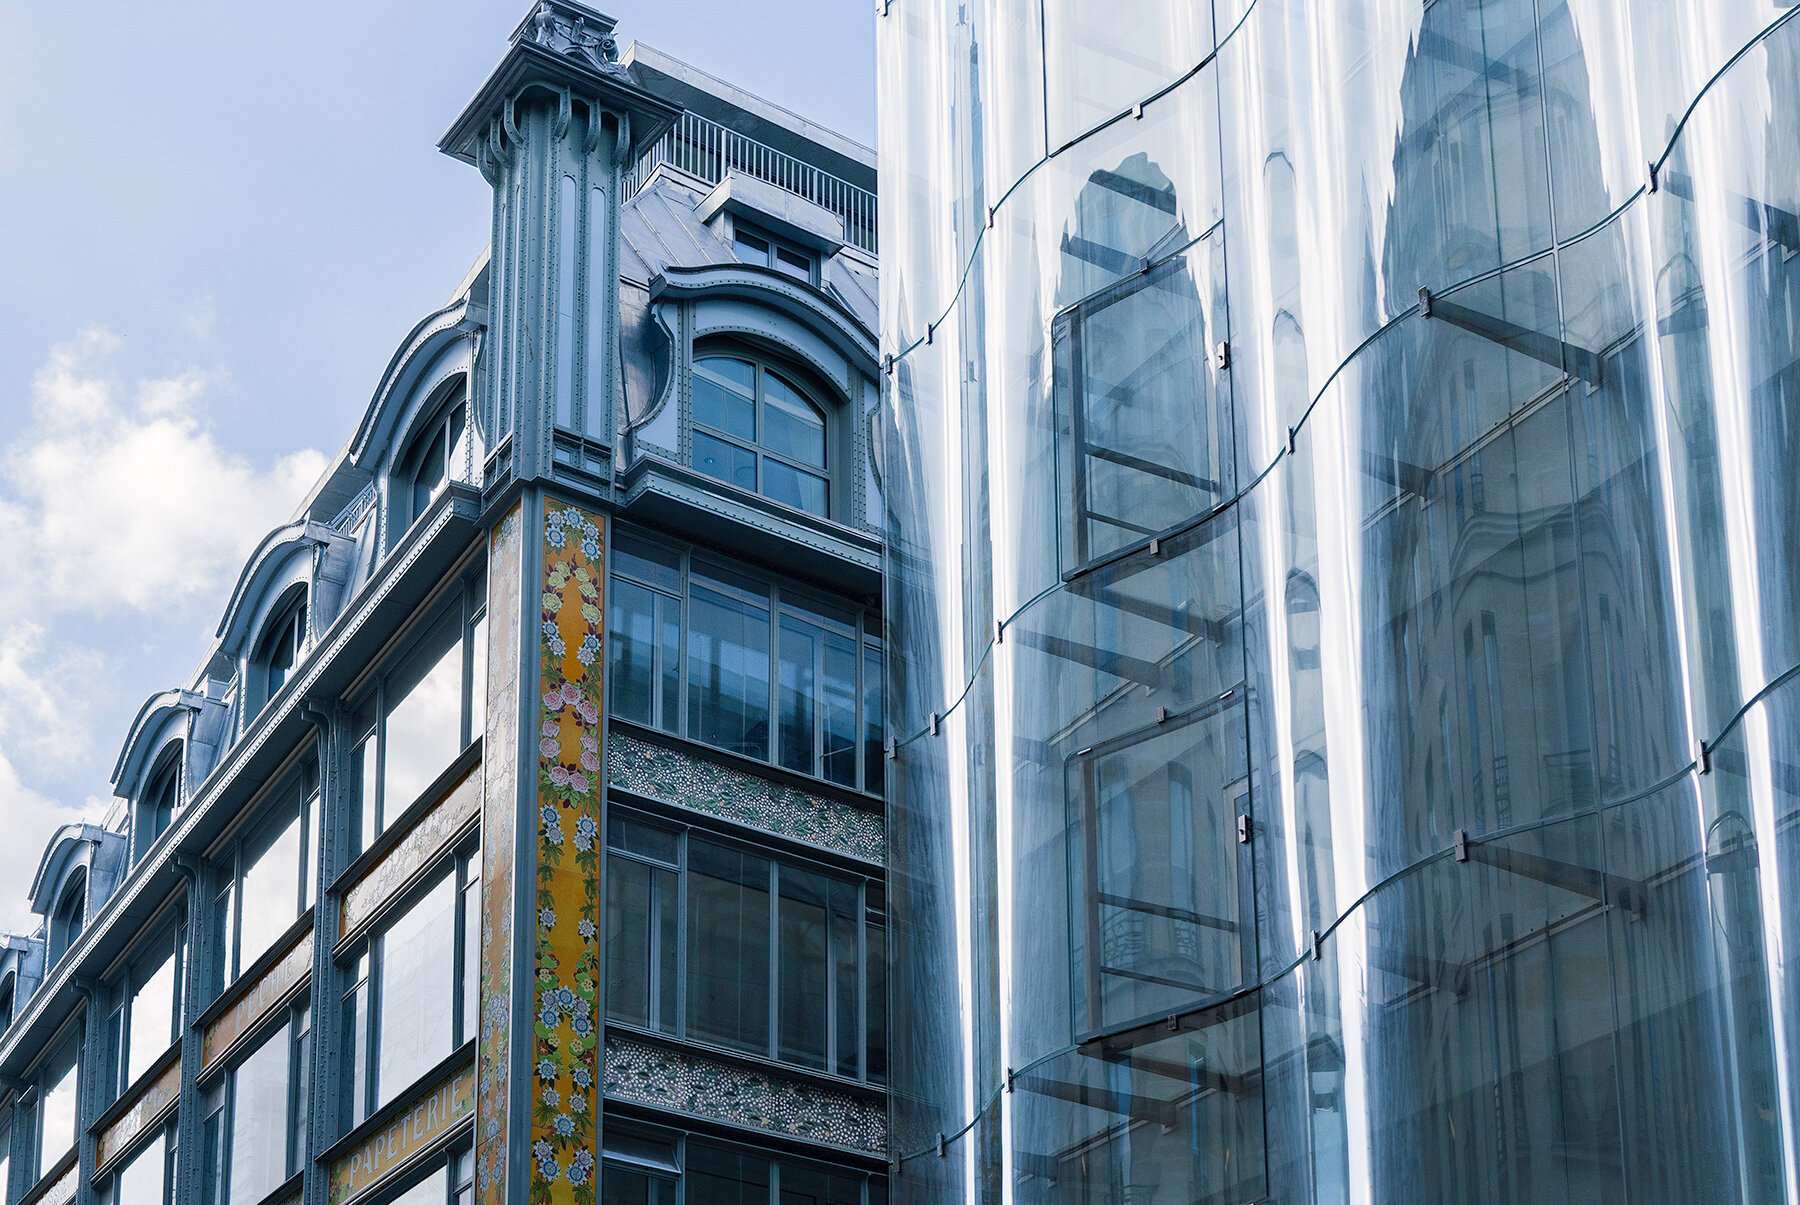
[1131,101,1144,120]
[1647,161,1659,194]
[994,620,1004,644]
[1454,829,1469,862]
[986,206,995,229]
[1418,285,1433,318]
[1213,340,1231,370]
[1005,1066,1016,1092]
[1311,930,1323,961]
[882,353,894,374]
[936,1133,947,1158]
[1285,426,1296,454]
[1148,537,1162,556]
[886,738,898,760]
[1238,814,1253,844]
[924,322,933,344]
[1696,740,1711,774]
[929,711,940,736]
[1155,706,1169,724]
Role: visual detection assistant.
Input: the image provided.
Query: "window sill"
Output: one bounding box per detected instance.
[19,1148,77,1205]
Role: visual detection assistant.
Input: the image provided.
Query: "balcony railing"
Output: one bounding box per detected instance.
[624,111,878,255]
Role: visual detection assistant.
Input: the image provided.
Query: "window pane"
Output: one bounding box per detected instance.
[605,856,652,1028]
[343,976,370,1128]
[761,461,828,516]
[657,595,681,736]
[685,1144,769,1205]
[778,868,829,1070]
[227,1023,289,1205]
[831,880,860,1078]
[693,359,756,440]
[687,578,771,760]
[687,841,770,1053]
[127,946,177,1086]
[773,245,814,284]
[238,811,301,975]
[613,533,681,594]
[862,643,883,796]
[468,612,487,740]
[693,432,758,494]
[609,579,658,727]
[38,1053,79,1172]
[732,230,770,265]
[778,1162,861,1205]
[387,1164,446,1205]
[384,613,465,819]
[821,630,858,787]
[763,374,826,466]
[117,1131,167,1205]
[606,817,679,865]
[867,923,886,1084]
[777,615,819,776]
[460,870,480,1046]
[377,874,456,1106]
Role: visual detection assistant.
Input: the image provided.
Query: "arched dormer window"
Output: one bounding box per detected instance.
[691,353,830,517]
[136,751,181,862]
[253,589,307,714]
[0,973,14,1031]
[398,393,467,528]
[48,871,86,965]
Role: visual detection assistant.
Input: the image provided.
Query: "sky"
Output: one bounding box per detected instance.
[0,0,876,931]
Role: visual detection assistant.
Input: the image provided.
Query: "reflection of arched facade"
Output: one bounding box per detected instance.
[883,1,1800,1202]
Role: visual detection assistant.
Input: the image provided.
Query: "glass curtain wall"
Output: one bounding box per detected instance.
[879,0,1800,1201]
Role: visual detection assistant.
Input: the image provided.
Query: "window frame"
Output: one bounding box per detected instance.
[345,573,487,859]
[209,764,319,997]
[730,221,819,286]
[689,349,833,519]
[47,872,87,968]
[338,838,481,1127]
[134,751,182,866]
[608,528,884,797]
[395,389,468,533]
[251,588,308,718]
[604,809,886,1084]
[24,1027,82,1191]
[96,1116,178,1205]
[103,921,187,1105]
[200,1000,310,1205]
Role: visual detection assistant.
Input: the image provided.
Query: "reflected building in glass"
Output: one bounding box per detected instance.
[0,7,888,1205]
[879,0,1800,1200]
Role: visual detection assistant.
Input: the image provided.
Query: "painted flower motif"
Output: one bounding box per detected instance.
[576,634,601,666]
[539,737,559,758]
[549,764,571,788]
[579,748,600,774]
[542,719,559,738]
[570,1012,593,1037]
[546,632,566,657]
[544,690,564,712]
[537,1157,560,1183]
[567,1153,592,1187]
[579,732,598,753]
[539,907,557,931]
[556,987,578,1010]
[568,772,590,794]
[576,697,600,725]
[537,1059,557,1081]
[581,538,600,561]
[547,526,567,549]
[544,816,563,845]
[571,1067,593,1089]
[546,511,567,531]
[540,1005,560,1028]
[560,681,583,706]
[541,1086,560,1108]
[576,918,597,939]
[553,1113,575,1138]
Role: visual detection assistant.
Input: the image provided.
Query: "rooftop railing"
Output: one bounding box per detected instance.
[624,111,878,255]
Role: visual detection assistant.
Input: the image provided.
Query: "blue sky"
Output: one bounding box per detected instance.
[0,0,875,929]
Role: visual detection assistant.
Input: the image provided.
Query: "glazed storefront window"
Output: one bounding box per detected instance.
[211,768,317,995]
[608,531,883,794]
[340,844,479,1126]
[348,573,486,857]
[201,1005,309,1205]
[604,814,885,1081]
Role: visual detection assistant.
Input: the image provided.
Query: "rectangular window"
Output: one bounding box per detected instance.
[212,768,317,995]
[104,1124,176,1205]
[106,927,185,1102]
[33,1039,80,1183]
[341,845,480,1126]
[349,575,487,857]
[1053,246,1225,574]
[605,815,884,1081]
[609,530,884,794]
[206,1005,308,1205]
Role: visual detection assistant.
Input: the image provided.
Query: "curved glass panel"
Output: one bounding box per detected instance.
[880,1,1800,1199]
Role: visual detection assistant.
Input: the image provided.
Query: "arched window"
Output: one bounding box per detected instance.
[398,395,467,526]
[254,590,307,711]
[137,752,180,862]
[49,871,86,965]
[690,354,830,517]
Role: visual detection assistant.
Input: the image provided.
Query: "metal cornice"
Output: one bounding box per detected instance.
[439,39,680,166]
[648,264,879,376]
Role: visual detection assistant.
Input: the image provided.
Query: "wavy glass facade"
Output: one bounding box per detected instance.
[878,1,1800,1201]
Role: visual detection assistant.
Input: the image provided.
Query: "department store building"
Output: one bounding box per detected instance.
[0,6,887,1205]
[879,0,1800,1201]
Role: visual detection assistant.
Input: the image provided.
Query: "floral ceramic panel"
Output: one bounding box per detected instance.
[603,1034,886,1154]
[607,734,884,865]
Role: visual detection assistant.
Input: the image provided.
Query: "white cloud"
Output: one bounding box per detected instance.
[0,328,326,930]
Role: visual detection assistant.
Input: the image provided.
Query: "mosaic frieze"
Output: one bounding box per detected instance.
[476,504,524,1205]
[607,733,884,865]
[603,1034,886,1154]
[341,764,481,938]
[97,1057,181,1168]
[529,500,607,1203]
